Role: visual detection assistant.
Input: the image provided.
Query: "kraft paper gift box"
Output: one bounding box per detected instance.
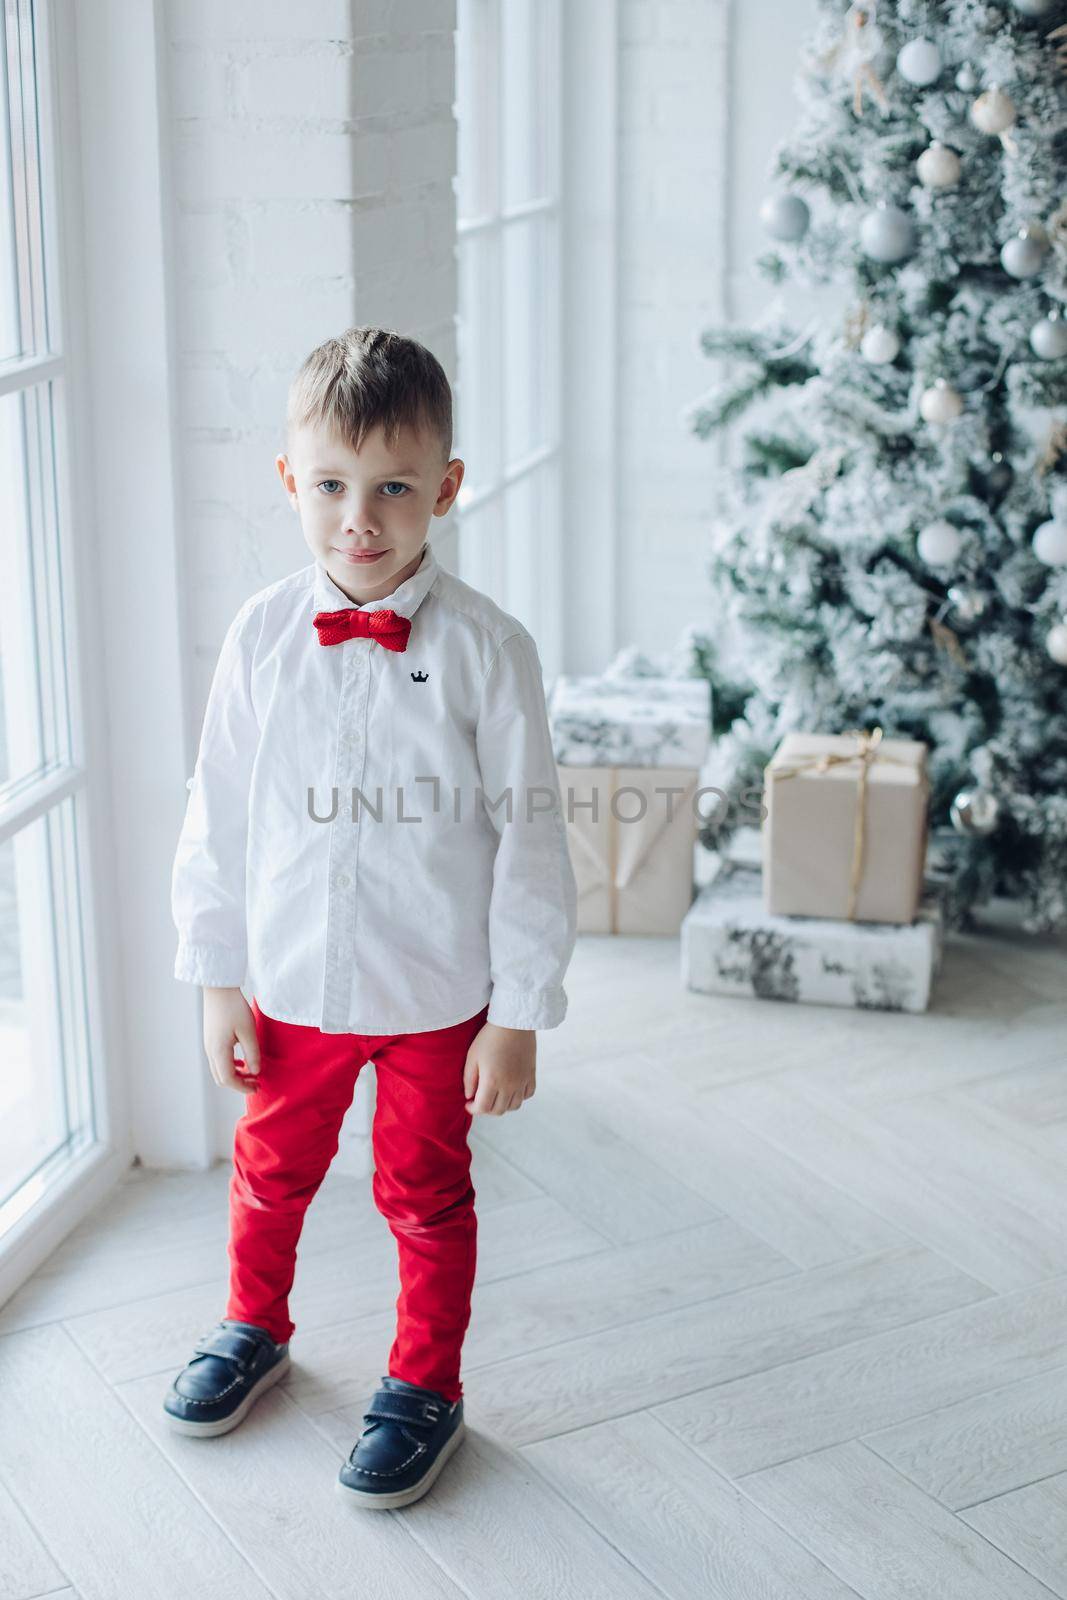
[763,728,930,924]
[548,675,712,769]
[681,860,943,1013]
[558,765,701,935]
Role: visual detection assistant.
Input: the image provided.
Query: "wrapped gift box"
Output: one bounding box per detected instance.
[559,764,700,934]
[549,675,712,769]
[763,730,930,924]
[681,861,943,1012]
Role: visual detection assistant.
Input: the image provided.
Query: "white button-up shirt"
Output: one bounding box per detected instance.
[171,541,578,1034]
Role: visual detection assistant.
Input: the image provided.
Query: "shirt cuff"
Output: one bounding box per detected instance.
[486,984,568,1031]
[174,941,248,988]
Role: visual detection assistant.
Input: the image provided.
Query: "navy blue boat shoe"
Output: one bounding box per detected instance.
[163,1319,290,1437]
[336,1376,465,1508]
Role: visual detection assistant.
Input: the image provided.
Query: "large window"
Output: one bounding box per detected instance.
[0,0,98,1246]
[454,0,563,676]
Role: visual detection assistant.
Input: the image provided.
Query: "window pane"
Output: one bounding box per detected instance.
[0,794,95,1220]
[500,0,553,209]
[456,491,505,605]
[1,0,49,360]
[501,468,540,629]
[0,382,71,788]
[0,15,18,359]
[457,230,502,490]
[455,0,496,218]
[503,213,547,463]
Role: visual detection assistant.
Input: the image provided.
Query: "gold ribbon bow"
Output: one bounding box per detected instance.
[770,726,914,920]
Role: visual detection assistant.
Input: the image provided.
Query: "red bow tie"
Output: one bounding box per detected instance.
[312,607,411,651]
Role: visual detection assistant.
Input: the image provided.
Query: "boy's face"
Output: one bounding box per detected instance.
[276,418,464,604]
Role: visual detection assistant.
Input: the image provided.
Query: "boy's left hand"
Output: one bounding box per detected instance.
[464,1022,536,1116]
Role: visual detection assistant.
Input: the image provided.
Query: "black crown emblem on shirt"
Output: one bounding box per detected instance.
[411,670,429,683]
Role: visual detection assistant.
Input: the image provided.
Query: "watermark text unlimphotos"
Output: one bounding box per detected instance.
[306,778,766,825]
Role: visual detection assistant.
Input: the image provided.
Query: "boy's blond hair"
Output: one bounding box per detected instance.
[287,325,453,462]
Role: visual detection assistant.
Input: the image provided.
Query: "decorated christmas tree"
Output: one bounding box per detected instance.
[686,0,1067,933]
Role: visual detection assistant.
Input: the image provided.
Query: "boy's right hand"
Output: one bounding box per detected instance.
[203,986,261,1095]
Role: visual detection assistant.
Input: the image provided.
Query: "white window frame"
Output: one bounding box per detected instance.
[453,0,565,676]
[0,0,126,1303]
[1,0,211,1308]
[453,0,619,680]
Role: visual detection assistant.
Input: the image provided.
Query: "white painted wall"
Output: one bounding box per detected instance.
[611,0,821,661]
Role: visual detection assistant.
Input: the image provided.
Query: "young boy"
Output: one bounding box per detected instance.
[163,326,578,1510]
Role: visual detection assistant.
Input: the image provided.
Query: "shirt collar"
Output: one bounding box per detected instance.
[312,540,441,619]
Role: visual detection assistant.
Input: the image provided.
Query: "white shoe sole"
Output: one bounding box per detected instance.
[163,1350,291,1437]
[335,1417,466,1509]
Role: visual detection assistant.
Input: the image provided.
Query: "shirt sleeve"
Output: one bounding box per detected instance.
[475,630,578,1030]
[171,599,261,987]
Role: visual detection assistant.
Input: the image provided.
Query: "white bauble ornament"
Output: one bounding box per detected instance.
[861,324,900,364]
[860,204,917,264]
[955,64,977,92]
[1001,225,1050,279]
[920,379,964,424]
[917,518,962,566]
[897,37,941,86]
[1029,312,1067,360]
[1012,0,1055,15]
[1047,622,1067,664]
[917,142,961,189]
[1032,517,1067,566]
[759,192,810,242]
[950,787,1000,836]
[970,87,1016,135]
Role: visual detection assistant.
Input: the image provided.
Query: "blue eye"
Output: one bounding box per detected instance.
[382,482,409,497]
[319,479,344,494]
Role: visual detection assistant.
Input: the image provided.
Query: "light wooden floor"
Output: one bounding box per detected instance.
[2,909,1067,1599]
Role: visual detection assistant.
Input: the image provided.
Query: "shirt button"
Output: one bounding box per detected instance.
[335,873,350,889]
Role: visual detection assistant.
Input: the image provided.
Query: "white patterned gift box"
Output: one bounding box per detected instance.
[548,674,712,769]
[681,861,943,1013]
[548,652,712,933]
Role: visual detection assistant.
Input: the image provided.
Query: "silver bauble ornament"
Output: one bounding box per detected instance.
[759,192,810,243]
[860,204,917,264]
[955,64,977,92]
[897,37,942,86]
[1047,622,1067,665]
[950,787,1000,837]
[1032,517,1067,566]
[947,584,990,625]
[1011,0,1055,15]
[917,518,962,566]
[919,379,964,424]
[986,454,1014,496]
[1000,225,1049,279]
[860,324,900,364]
[1029,312,1067,361]
[970,87,1016,135]
[917,142,961,189]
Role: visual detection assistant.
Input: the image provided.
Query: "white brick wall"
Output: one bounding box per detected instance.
[163,1,458,712]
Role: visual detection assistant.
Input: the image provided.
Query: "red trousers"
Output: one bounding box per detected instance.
[224,996,491,1404]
